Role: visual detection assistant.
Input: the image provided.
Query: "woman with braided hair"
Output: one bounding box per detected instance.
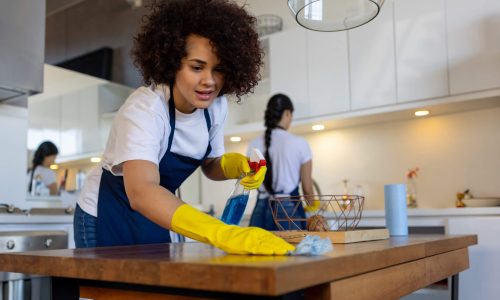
[247,93,315,230]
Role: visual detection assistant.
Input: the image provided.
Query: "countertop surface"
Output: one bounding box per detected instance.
[362,206,500,217]
[0,234,477,296]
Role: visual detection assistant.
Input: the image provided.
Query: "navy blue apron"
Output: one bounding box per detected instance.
[249,186,306,231]
[96,90,212,247]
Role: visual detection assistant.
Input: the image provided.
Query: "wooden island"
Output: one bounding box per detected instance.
[0,234,477,300]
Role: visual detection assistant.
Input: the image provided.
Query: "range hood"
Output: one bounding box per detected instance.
[0,0,45,106]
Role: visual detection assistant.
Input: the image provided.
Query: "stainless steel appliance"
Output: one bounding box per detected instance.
[0,231,68,300]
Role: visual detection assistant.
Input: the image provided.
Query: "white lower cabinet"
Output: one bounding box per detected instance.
[447,217,500,300]
[360,209,499,300]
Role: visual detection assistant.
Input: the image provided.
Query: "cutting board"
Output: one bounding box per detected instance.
[273,228,390,244]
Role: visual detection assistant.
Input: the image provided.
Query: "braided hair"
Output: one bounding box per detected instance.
[28,141,58,193]
[263,94,294,194]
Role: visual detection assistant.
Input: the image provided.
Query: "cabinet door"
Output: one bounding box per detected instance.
[269,28,309,119]
[395,0,448,102]
[348,0,397,110]
[28,97,61,150]
[447,217,500,300]
[60,92,80,157]
[0,106,28,207]
[446,0,500,94]
[78,88,101,154]
[307,31,350,116]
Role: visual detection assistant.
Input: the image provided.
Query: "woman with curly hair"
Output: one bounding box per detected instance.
[73,0,294,255]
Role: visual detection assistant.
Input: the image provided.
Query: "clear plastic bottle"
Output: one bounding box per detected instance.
[220,149,266,225]
[220,180,250,225]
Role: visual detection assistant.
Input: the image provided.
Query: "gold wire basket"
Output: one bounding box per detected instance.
[269,195,365,232]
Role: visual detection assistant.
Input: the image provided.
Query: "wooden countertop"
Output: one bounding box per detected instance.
[0,234,477,297]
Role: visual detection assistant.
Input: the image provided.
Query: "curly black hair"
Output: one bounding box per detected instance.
[132,0,263,101]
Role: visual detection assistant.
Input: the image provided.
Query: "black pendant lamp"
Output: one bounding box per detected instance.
[288,0,385,32]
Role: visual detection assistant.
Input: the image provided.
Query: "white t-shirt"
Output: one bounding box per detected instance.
[78,84,227,217]
[26,166,57,194]
[247,128,312,195]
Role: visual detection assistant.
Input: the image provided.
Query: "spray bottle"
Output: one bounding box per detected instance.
[220,148,266,225]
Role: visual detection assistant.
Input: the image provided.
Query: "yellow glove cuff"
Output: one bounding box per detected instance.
[304,198,321,213]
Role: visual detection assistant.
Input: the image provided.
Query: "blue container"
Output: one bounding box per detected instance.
[384,183,408,236]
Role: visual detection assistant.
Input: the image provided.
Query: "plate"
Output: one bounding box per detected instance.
[462,198,500,207]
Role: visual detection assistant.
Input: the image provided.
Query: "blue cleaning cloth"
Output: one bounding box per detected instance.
[289,235,334,256]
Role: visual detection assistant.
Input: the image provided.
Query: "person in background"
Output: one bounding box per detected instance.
[73,0,294,255]
[247,94,317,230]
[27,141,59,196]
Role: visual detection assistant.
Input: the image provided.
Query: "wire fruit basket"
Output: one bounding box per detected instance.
[269,194,365,232]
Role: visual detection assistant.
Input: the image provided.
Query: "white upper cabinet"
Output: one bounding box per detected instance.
[395,0,449,102]
[307,31,350,116]
[269,28,310,119]
[446,0,500,95]
[348,0,397,110]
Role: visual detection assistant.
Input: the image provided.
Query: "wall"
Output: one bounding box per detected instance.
[202,107,500,214]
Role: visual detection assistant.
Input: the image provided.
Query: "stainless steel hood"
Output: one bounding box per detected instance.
[0,0,45,106]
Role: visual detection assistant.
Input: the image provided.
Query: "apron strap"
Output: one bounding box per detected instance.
[166,84,212,156]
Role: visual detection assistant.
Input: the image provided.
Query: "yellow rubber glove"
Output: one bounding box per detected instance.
[220,153,267,189]
[240,166,267,190]
[171,204,295,255]
[304,198,321,213]
[220,153,250,179]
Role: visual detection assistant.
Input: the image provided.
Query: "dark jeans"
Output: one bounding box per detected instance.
[73,204,97,248]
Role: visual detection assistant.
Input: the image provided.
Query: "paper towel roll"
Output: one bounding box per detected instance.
[384,184,408,236]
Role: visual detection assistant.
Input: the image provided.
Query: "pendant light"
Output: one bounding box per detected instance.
[288,0,385,32]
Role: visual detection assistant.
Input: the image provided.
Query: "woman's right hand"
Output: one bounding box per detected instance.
[171,204,295,255]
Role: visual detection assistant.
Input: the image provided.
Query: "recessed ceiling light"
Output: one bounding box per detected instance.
[90,157,101,163]
[49,164,59,170]
[229,136,241,142]
[414,110,430,117]
[312,124,325,131]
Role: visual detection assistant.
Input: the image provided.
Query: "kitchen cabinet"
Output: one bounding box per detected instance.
[348,0,397,110]
[269,28,350,119]
[447,217,500,300]
[446,0,500,95]
[359,208,500,300]
[224,0,500,138]
[28,97,61,150]
[28,82,132,161]
[307,31,350,116]
[0,105,28,208]
[269,28,310,119]
[395,0,448,103]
